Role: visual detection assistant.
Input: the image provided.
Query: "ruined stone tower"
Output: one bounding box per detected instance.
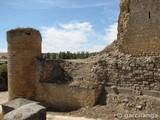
[7,28,42,100]
[118,0,160,56]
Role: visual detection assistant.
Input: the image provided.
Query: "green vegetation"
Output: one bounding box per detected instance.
[42,51,97,60]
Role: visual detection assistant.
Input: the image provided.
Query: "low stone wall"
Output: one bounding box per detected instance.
[105,87,160,98]
[35,59,102,110]
[35,83,101,111]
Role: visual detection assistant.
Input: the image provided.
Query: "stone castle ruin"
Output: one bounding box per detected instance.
[7,28,101,111]
[3,0,160,119]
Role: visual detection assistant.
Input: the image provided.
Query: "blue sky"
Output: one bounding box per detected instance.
[0,0,120,53]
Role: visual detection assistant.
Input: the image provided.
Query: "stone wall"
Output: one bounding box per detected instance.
[35,59,72,84]
[35,59,101,110]
[118,0,160,56]
[35,83,100,111]
[95,51,160,92]
[7,28,42,100]
[107,56,160,91]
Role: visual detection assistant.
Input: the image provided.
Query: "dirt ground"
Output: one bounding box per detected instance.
[0,91,116,120]
[1,91,160,120]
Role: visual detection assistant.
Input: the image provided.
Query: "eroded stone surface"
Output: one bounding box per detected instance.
[118,0,160,56]
[2,98,38,115]
[3,103,46,120]
[7,28,42,100]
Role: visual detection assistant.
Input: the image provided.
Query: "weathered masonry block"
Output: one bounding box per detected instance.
[2,98,39,115]
[3,103,46,120]
[118,0,160,56]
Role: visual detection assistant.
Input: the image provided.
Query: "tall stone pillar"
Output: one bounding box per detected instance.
[7,28,42,100]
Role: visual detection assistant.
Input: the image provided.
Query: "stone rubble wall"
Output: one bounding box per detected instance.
[105,86,160,98]
[96,52,160,92]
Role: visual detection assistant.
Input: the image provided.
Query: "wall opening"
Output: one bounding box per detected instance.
[25,32,31,35]
[149,11,151,19]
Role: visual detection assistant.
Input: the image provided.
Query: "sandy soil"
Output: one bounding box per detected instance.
[0,91,8,119]
[47,114,98,120]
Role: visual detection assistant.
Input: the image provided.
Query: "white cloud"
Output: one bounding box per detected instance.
[41,22,117,53]
[0,22,118,53]
[0,38,7,52]
[41,22,91,52]
[60,22,92,31]
[103,22,118,44]
[0,48,7,53]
